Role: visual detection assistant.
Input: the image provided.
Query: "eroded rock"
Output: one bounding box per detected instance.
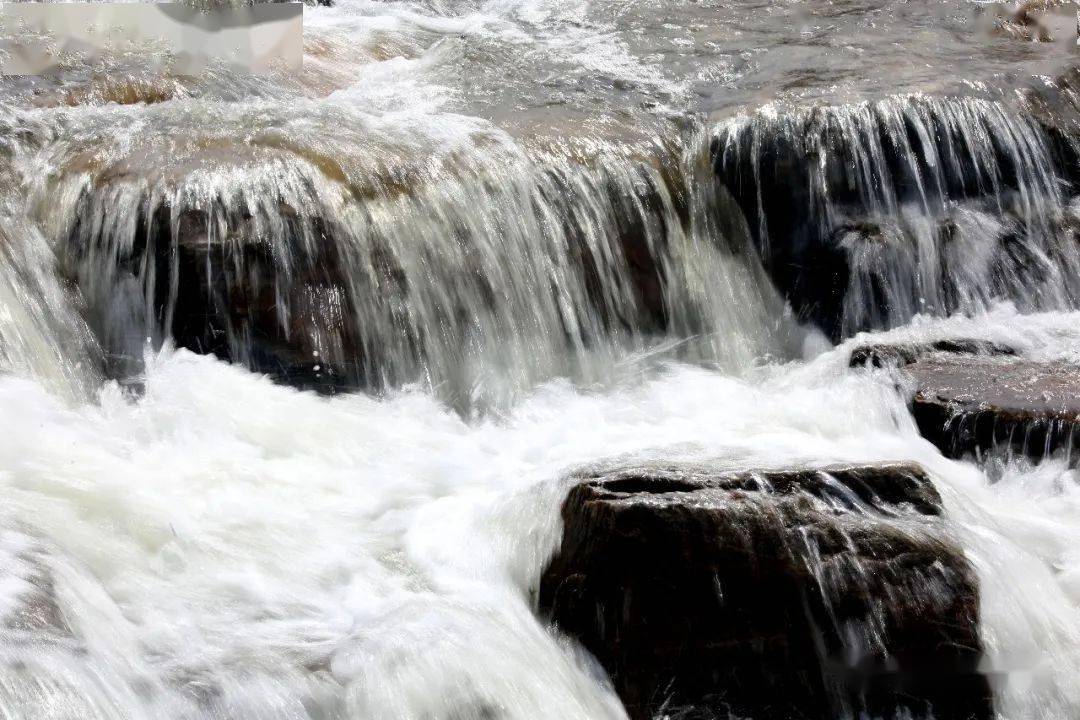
[539,462,991,720]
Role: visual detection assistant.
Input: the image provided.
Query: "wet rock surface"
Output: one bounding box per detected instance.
[906,357,1080,463]
[60,156,679,400]
[849,338,1017,368]
[849,338,1080,462]
[538,462,991,720]
[166,205,362,395]
[711,95,1080,340]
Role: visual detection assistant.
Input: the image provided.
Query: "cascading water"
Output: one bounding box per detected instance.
[1,1,1080,719]
[714,94,1080,338]
[13,102,784,409]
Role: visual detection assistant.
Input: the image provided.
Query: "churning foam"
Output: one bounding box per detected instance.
[0,306,1076,718]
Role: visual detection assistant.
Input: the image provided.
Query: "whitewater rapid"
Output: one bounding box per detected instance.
[0,305,1075,719]
[2,0,1080,717]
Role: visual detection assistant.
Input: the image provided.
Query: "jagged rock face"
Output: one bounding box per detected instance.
[905,357,1080,464]
[712,96,1080,339]
[539,463,991,720]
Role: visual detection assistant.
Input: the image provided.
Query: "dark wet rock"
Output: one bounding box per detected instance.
[849,338,1017,368]
[712,119,848,338]
[127,194,672,395]
[986,1,1056,42]
[905,357,1080,463]
[852,342,1080,463]
[711,96,1074,340]
[60,147,681,400]
[1020,67,1080,191]
[60,190,377,395]
[539,462,991,720]
[166,205,362,395]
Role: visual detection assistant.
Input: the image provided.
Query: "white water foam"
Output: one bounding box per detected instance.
[0,305,1076,718]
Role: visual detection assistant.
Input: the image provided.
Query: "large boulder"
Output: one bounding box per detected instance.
[538,462,991,720]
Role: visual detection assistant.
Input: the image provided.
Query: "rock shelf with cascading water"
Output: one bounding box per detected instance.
[12,91,1080,412]
[16,91,1080,413]
[712,94,1080,340]
[908,356,1080,465]
[2,2,1080,719]
[20,105,782,410]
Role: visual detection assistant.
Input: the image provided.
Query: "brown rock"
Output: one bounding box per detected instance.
[538,462,991,720]
[849,338,1016,368]
[906,357,1080,463]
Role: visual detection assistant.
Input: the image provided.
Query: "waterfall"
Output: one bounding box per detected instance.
[11,101,783,409]
[1,1,1080,716]
[13,93,1079,402]
[713,94,1080,338]
[0,116,100,399]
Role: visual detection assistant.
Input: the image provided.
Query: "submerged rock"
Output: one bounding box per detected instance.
[538,462,991,720]
[906,357,1080,463]
[0,529,70,637]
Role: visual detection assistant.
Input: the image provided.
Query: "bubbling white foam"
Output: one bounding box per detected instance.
[0,306,1076,718]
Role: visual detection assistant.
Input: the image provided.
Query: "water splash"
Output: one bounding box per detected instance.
[0,119,99,399]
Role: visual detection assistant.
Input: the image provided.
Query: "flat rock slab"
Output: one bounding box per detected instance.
[539,462,991,720]
[849,339,1016,368]
[907,356,1080,462]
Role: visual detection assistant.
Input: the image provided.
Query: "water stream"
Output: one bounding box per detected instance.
[0,1,1079,718]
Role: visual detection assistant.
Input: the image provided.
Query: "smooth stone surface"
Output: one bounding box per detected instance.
[907,356,1080,462]
[539,462,991,720]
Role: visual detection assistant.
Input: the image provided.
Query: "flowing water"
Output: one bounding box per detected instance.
[1,0,1080,718]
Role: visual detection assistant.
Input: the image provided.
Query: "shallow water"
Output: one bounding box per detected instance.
[1,1,1080,718]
